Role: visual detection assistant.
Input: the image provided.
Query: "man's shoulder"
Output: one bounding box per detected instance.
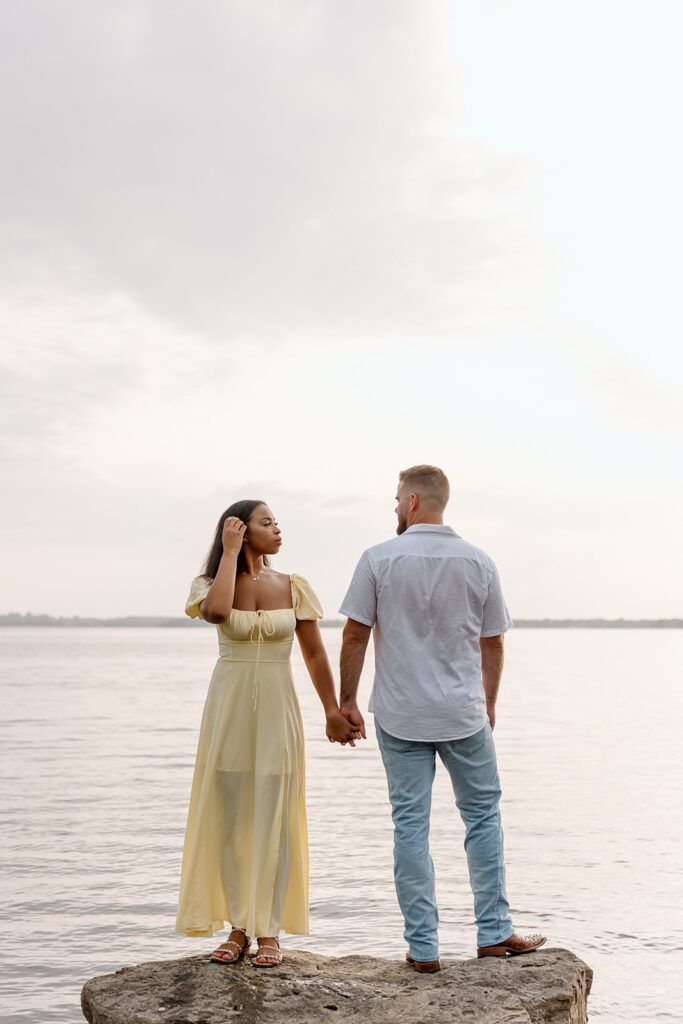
[454,537,496,569]
[362,535,405,563]
[360,532,497,571]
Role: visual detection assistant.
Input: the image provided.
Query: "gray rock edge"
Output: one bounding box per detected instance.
[82,947,592,1024]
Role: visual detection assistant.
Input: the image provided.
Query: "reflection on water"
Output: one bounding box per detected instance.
[1,627,682,1022]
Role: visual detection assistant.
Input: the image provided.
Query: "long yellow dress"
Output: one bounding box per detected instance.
[176,573,322,939]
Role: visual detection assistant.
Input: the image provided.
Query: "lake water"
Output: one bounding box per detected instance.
[1,627,682,1023]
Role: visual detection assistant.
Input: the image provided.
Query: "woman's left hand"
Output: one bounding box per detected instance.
[326,709,362,746]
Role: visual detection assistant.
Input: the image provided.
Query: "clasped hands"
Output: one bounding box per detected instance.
[326,704,366,747]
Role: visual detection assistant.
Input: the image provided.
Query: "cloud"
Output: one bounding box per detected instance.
[2,1,679,619]
[0,0,538,343]
[0,289,217,467]
[584,348,683,442]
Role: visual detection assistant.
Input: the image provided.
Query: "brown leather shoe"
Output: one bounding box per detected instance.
[477,932,546,958]
[405,954,441,973]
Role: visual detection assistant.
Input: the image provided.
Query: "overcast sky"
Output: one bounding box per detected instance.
[1,1,681,619]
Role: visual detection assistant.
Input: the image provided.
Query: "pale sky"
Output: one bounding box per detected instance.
[1,1,681,619]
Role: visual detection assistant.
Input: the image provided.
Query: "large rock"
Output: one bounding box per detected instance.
[81,948,592,1024]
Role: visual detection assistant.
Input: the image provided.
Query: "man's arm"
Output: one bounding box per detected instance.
[480,633,505,730]
[339,618,372,738]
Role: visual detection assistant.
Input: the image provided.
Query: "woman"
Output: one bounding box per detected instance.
[176,499,357,968]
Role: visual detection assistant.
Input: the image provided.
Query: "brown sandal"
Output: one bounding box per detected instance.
[253,938,282,968]
[210,929,251,964]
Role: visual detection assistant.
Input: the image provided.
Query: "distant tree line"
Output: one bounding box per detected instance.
[0,613,681,629]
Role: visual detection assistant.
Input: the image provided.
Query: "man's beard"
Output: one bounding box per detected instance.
[396,515,408,535]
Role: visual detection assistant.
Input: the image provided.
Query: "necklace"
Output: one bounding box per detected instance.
[243,567,264,582]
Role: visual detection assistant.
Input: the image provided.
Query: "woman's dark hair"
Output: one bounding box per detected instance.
[203,499,270,580]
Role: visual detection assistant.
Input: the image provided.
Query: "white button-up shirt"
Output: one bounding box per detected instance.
[339,524,513,741]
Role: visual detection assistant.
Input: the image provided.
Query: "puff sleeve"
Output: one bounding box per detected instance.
[185,575,213,619]
[291,574,323,621]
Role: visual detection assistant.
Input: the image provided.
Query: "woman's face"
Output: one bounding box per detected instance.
[245,504,282,555]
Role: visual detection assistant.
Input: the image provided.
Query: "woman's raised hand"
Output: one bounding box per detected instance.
[222,516,247,555]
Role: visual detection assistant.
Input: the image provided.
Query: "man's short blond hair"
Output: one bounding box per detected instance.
[398,465,450,511]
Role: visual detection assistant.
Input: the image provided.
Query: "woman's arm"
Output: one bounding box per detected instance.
[200,517,245,623]
[295,620,362,745]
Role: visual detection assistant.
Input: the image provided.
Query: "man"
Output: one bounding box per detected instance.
[339,465,545,972]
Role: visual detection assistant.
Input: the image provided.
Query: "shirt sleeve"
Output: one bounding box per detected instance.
[339,550,377,627]
[291,574,323,620]
[185,576,212,619]
[481,564,513,636]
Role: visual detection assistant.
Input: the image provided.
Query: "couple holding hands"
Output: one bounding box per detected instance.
[176,465,545,971]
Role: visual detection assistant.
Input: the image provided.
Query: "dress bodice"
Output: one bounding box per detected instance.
[221,607,297,644]
[185,573,322,643]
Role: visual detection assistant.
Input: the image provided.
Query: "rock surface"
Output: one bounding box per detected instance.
[82,948,592,1024]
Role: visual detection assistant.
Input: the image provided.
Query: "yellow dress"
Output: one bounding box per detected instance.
[176,573,322,939]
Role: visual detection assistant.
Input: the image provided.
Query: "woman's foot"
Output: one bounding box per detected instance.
[253,936,282,968]
[210,928,251,964]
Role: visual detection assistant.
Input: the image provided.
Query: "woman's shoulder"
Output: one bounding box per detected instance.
[189,573,214,593]
[287,570,313,584]
[265,569,294,581]
[185,575,213,619]
[289,573,323,620]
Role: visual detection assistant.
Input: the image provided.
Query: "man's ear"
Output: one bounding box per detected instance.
[409,491,419,511]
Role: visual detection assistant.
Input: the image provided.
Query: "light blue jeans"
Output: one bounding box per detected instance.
[375,718,513,961]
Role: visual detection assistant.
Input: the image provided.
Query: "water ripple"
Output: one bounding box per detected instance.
[1,627,682,1022]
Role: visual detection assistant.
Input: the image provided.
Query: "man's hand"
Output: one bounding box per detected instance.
[340,703,367,740]
[326,708,363,746]
[486,703,496,731]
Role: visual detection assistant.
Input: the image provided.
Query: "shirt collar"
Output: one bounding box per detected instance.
[403,524,460,537]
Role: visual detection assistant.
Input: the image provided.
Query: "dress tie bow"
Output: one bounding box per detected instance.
[249,610,276,710]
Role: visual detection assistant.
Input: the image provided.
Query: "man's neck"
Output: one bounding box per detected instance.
[407,515,444,528]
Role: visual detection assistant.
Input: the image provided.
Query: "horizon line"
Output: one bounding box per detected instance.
[1,612,681,630]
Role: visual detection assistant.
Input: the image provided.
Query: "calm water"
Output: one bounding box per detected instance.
[1,627,682,1023]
